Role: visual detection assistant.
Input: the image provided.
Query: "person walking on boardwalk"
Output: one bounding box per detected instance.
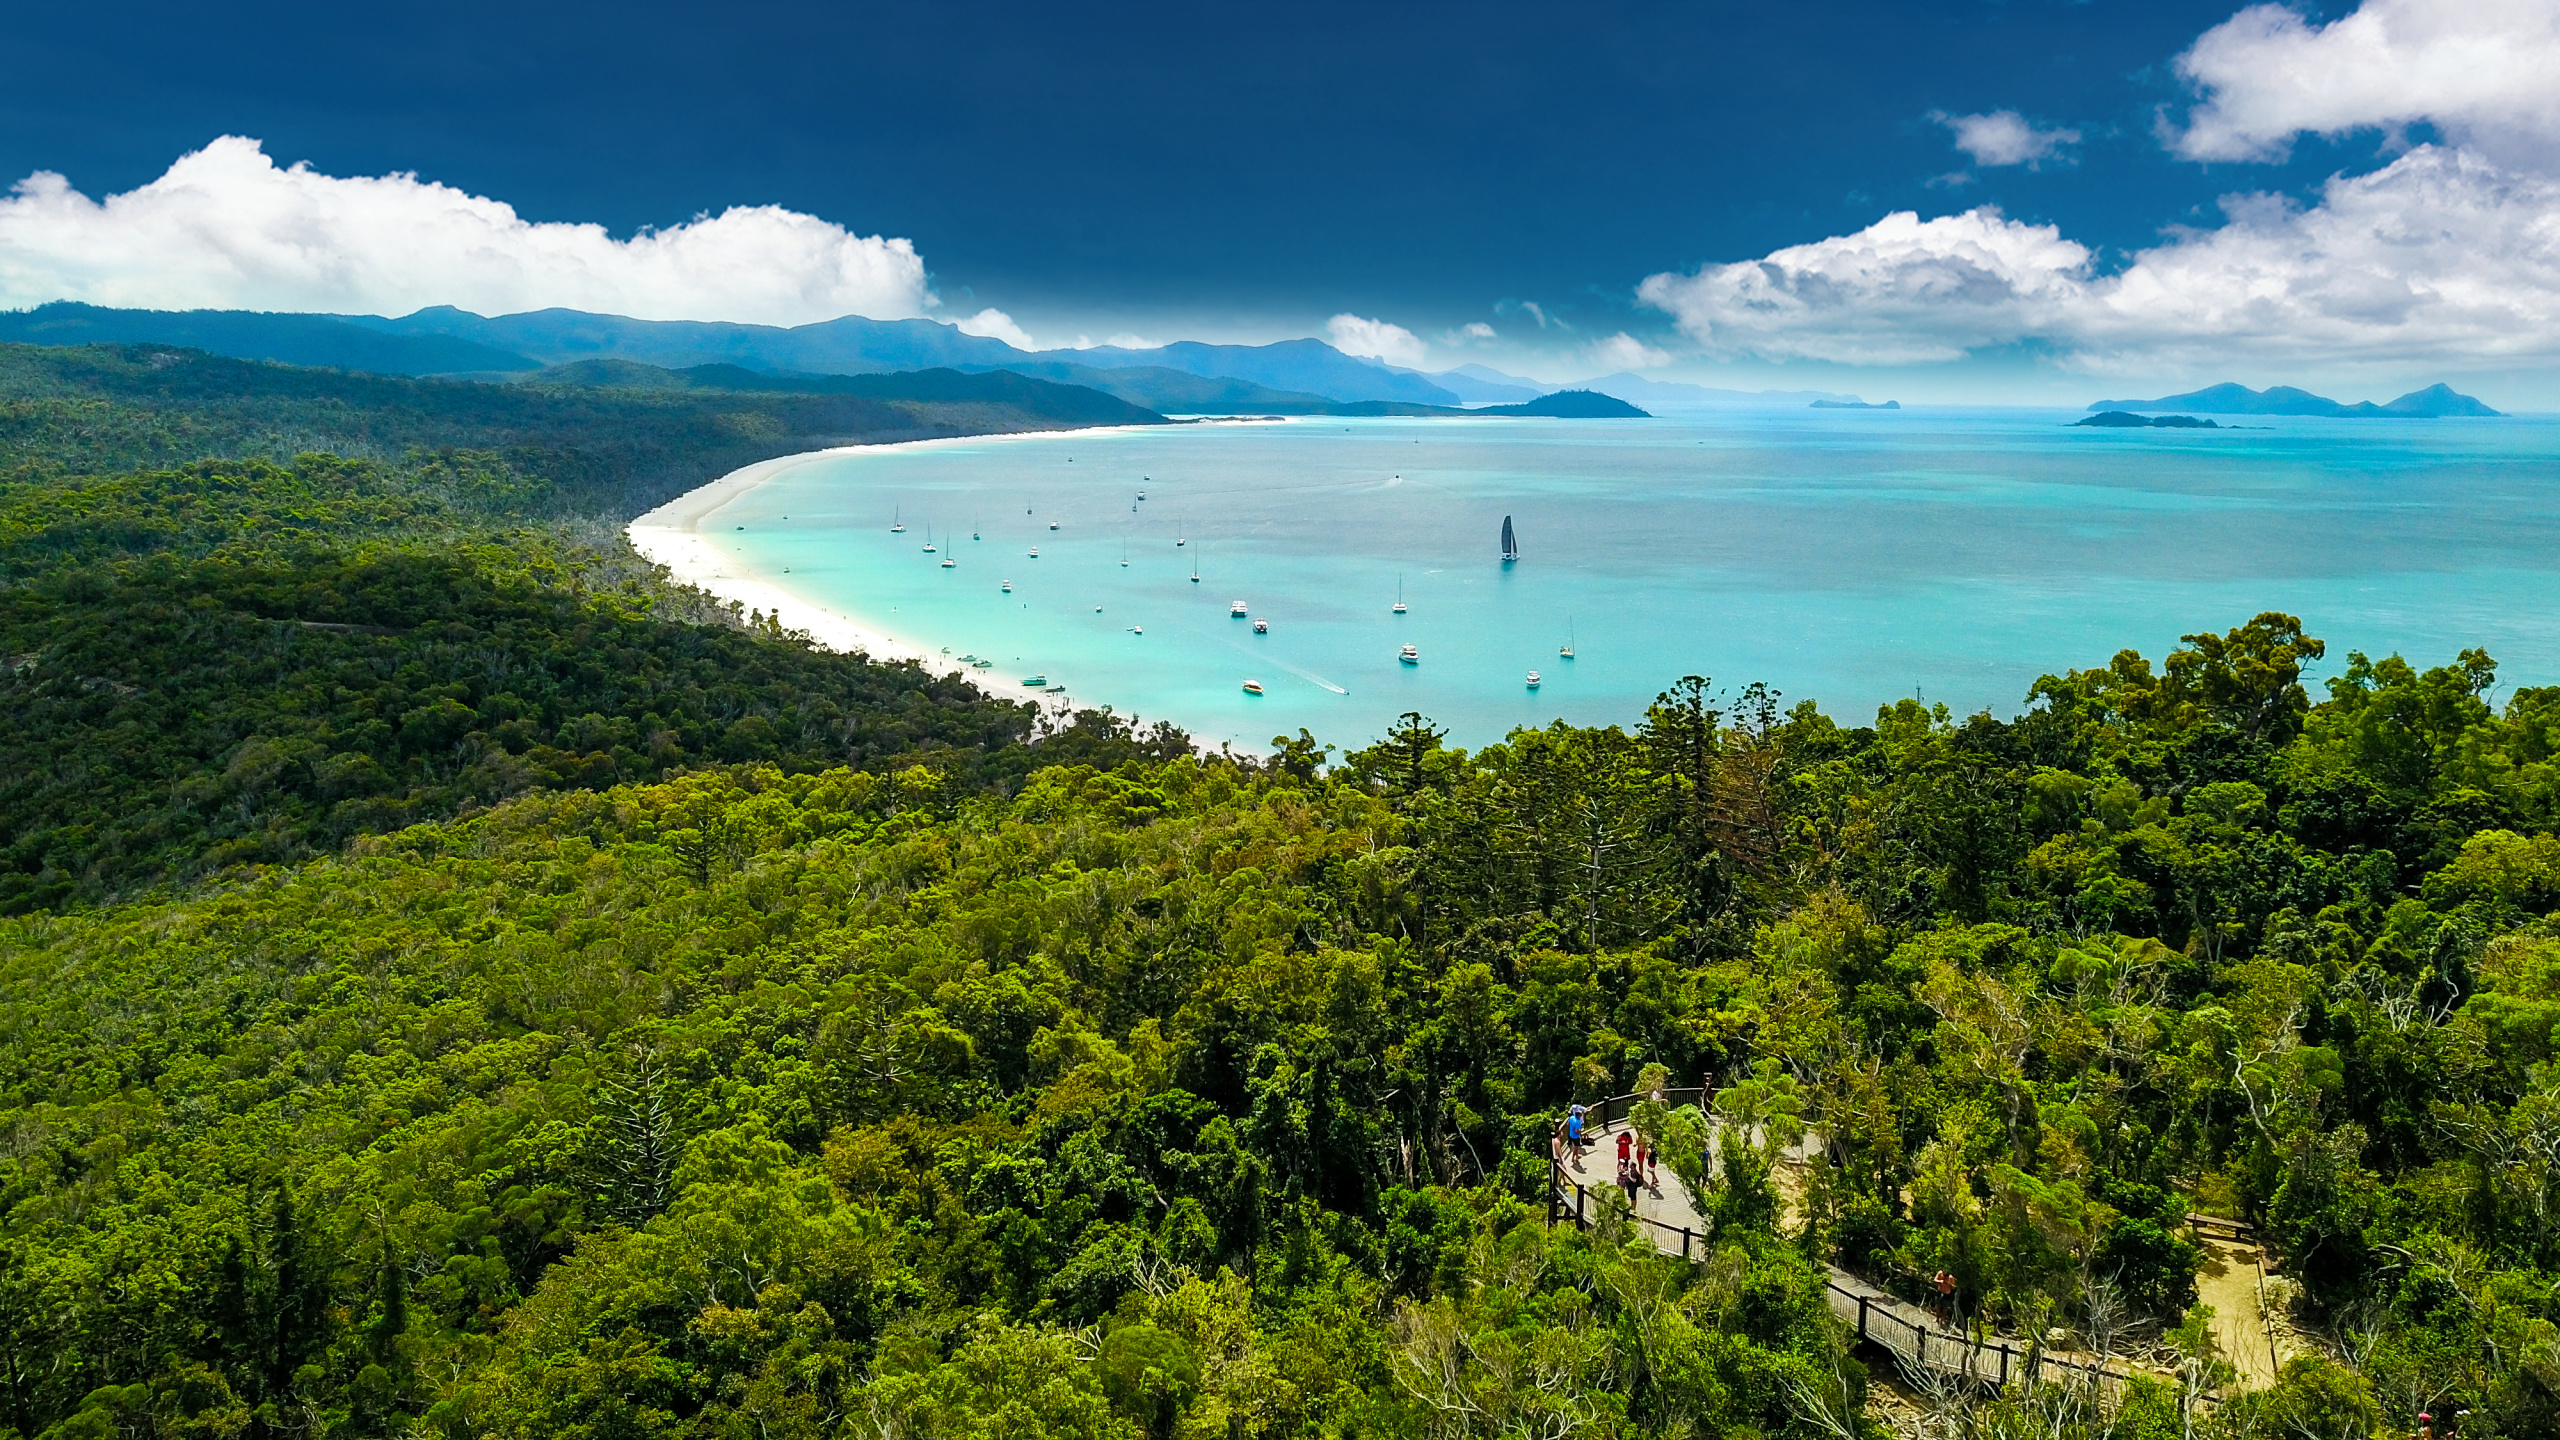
[1932,1270,1957,1325]
[1615,1126,1633,1178]
[1638,1134,1658,1191]
[1565,1104,1587,1168]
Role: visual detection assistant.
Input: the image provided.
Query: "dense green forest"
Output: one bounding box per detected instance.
[2,341,2557,1439]
[0,344,1182,909]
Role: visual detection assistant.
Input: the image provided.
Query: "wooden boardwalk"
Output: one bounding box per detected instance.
[1549,1092,2154,1398]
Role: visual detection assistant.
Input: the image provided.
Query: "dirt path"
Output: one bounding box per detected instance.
[2191,1228,2291,1389]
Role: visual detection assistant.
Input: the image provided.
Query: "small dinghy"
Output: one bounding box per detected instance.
[1241,680,1265,695]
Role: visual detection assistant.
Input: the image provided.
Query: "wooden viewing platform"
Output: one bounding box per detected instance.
[1546,1089,2163,1400]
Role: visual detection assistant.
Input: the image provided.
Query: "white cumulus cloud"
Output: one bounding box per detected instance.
[2168,0,2560,164]
[0,135,933,325]
[1638,145,2560,370]
[1932,110,2081,168]
[1585,333,1672,371]
[1326,313,1429,368]
[2081,145,2560,367]
[955,307,1037,350]
[1636,207,2094,365]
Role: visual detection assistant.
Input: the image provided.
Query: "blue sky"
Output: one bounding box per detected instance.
[3,1,2557,403]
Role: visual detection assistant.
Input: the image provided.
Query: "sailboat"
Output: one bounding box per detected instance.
[1560,618,1576,660]
[890,507,905,534]
[1500,514,1519,563]
[1392,574,1407,615]
[1120,542,1129,567]
[922,523,935,554]
[973,513,981,541]
[1176,520,1186,547]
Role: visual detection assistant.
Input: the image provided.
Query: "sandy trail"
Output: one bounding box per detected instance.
[2192,1228,2291,1389]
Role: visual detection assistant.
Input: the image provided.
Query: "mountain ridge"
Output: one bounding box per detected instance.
[2087,380,2502,417]
[0,301,542,375]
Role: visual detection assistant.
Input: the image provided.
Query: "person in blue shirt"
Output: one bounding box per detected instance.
[1565,1104,1588,1168]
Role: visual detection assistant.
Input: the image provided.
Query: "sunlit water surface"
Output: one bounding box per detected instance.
[699,408,2560,751]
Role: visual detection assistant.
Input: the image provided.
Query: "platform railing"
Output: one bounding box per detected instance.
[1542,1088,2172,1401]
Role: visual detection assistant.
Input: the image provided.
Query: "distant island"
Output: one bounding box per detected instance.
[2085,381,2501,417]
[1212,389,1651,419]
[1809,398,1899,409]
[2075,411,2219,429]
[1477,388,1649,418]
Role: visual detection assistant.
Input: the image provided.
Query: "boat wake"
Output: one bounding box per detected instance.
[1273,659,1350,696]
[1226,636,1348,695]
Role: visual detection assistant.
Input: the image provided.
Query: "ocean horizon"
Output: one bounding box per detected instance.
[653,407,2560,752]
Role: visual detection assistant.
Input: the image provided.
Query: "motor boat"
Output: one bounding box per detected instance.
[1230,600,1249,617]
[1253,618,1268,634]
[1400,645,1419,665]
[1526,671,1542,688]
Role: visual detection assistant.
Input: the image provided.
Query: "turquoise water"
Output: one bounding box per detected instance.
[702,409,2560,751]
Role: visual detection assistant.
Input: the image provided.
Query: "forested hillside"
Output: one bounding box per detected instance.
[3,343,2557,1439]
[0,343,1179,909]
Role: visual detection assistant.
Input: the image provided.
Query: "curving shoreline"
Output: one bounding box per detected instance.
[625,425,1175,696]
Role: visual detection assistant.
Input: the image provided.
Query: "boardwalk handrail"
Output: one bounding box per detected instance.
[1544,1089,2182,1402]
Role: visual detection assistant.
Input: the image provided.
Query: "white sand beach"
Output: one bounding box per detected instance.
[625,425,1184,694]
